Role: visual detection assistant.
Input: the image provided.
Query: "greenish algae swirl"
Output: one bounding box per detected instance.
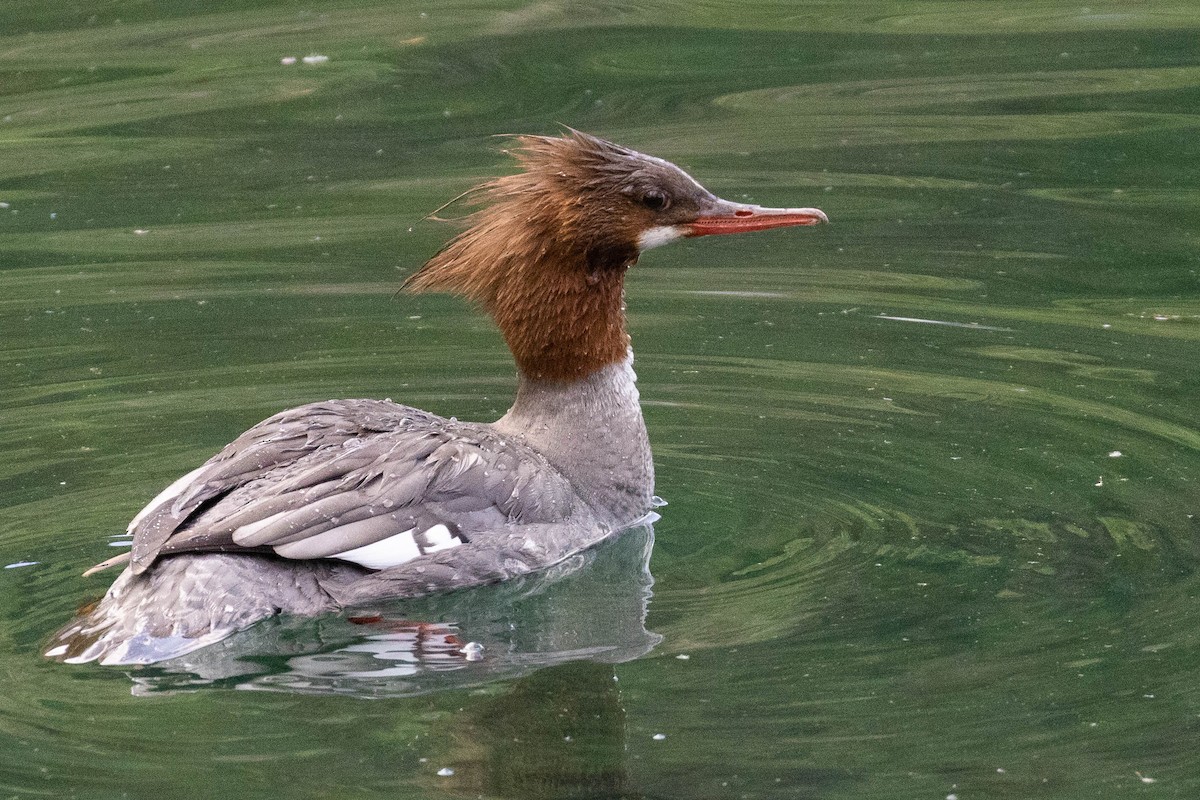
[1,1,1199,798]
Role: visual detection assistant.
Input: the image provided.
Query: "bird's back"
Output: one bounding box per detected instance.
[48,399,610,664]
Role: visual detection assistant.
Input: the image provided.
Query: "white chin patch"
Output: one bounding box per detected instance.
[638,225,685,251]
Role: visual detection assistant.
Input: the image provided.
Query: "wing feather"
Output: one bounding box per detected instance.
[123,399,579,575]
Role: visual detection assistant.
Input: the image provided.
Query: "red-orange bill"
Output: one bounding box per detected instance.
[688,204,828,237]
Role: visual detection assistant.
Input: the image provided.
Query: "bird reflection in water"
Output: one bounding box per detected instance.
[123,524,659,698]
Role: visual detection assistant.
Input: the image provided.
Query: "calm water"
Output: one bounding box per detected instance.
[2,1,1199,797]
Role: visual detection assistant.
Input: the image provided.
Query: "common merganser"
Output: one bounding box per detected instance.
[47,131,826,665]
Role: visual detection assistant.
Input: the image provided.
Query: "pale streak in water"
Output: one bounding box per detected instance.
[687,290,789,299]
[875,315,1014,332]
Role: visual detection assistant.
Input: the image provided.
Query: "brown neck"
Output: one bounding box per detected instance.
[405,193,639,384]
[491,255,631,382]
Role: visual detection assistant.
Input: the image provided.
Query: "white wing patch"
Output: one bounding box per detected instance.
[330,528,420,569]
[323,523,464,570]
[418,523,460,553]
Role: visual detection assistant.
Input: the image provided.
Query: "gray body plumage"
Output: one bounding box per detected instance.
[48,358,653,665]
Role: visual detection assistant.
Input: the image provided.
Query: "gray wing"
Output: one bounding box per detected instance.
[126,399,580,575]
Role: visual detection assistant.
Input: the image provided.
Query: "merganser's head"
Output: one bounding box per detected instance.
[406,131,826,295]
[405,131,827,381]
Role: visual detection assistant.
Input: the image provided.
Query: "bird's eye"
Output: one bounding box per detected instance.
[640,191,669,212]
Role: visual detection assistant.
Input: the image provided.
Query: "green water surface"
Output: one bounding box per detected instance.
[2,1,1199,798]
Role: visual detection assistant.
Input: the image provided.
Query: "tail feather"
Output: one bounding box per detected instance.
[46,554,351,665]
[81,551,131,578]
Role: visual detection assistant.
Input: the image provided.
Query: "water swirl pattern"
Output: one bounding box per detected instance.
[1,2,1198,797]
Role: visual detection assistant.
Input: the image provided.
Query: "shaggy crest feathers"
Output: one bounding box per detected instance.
[403,131,644,301]
[404,131,651,383]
